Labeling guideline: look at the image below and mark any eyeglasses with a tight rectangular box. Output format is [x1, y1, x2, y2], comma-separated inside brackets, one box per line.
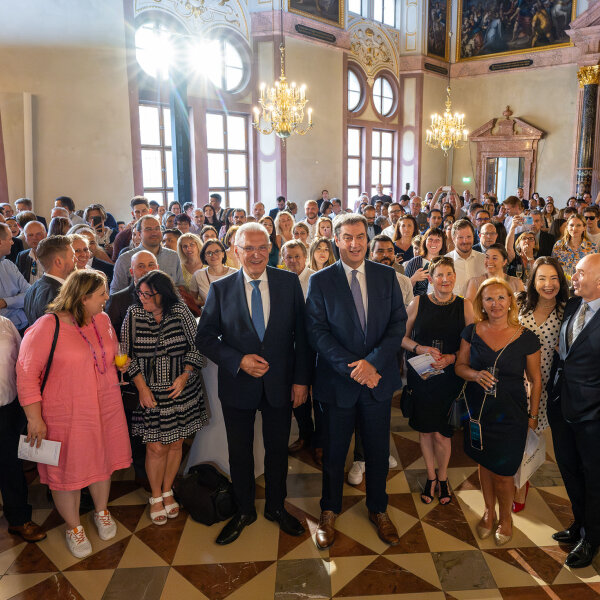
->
[584, 216, 597, 220]
[205, 250, 223, 257]
[236, 245, 270, 253]
[136, 290, 159, 299]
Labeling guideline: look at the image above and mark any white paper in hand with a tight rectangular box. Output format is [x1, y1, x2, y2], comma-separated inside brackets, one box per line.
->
[407, 353, 444, 380]
[18, 436, 61, 466]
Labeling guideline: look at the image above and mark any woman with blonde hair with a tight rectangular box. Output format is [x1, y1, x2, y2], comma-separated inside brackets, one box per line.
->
[223, 225, 240, 269]
[455, 277, 541, 546]
[17, 270, 131, 558]
[308, 237, 336, 271]
[551, 214, 596, 280]
[274, 210, 295, 247]
[292, 221, 310, 247]
[177, 233, 204, 291]
[316, 216, 334, 240]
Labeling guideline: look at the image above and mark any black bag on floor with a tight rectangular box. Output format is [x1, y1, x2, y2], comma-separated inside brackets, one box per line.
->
[174, 464, 237, 525]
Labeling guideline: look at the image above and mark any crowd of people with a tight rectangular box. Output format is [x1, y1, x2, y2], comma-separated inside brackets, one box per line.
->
[1, 185, 600, 571]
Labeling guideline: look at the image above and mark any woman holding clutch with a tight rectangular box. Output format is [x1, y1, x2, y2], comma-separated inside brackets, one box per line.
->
[17, 270, 132, 558]
[455, 277, 541, 546]
[401, 256, 474, 505]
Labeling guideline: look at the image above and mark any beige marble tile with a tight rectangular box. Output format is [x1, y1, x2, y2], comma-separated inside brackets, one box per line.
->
[159, 567, 211, 599]
[117, 535, 168, 568]
[386, 552, 443, 589]
[226, 561, 278, 600]
[62, 569, 114, 600]
[0, 543, 25, 577]
[0, 573, 54, 600]
[328, 555, 378, 596]
[482, 552, 543, 587]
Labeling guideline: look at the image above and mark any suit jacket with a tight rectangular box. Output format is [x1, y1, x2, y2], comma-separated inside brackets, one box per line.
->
[91, 257, 114, 285]
[367, 224, 382, 241]
[36, 215, 47, 229]
[196, 266, 312, 409]
[16, 249, 36, 282]
[106, 283, 138, 340]
[269, 207, 280, 220]
[23, 275, 62, 325]
[536, 231, 555, 257]
[549, 296, 600, 423]
[305, 260, 407, 407]
[8, 237, 23, 263]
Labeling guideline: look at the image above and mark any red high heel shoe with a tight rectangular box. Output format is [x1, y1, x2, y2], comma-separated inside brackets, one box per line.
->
[512, 481, 530, 513]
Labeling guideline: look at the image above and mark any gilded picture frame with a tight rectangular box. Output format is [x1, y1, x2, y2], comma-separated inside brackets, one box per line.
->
[427, 0, 450, 61]
[457, 0, 577, 62]
[288, 0, 345, 29]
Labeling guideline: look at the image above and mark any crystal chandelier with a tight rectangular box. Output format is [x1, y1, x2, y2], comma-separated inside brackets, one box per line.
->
[425, 85, 468, 155]
[253, 44, 313, 140]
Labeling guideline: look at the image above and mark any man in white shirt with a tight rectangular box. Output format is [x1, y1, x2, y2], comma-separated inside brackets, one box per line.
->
[584, 206, 600, 246]
[0, 316, 47, 542]
[370, 235, 414, 307]
[303, 200, 319, 242]
[281, 240, 315, 300]
[382, 202, 402, 238]
[503, 195, 524, 232]
[445, 219, 485, 297]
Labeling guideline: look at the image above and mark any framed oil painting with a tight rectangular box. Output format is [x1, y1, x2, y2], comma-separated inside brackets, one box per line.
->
[457, 0, 576, 61]
[427, 0, 450, 61]
[288, 0, 344, 29]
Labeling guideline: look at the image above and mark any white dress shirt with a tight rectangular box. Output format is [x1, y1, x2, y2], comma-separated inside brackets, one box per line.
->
[396, 272, 414, 307]
[298, 267, 315, 300]
[242, 269, 270, 326]
[446, 249, 486, 297]
[341, 260, 368, 317]
[0, 316, 20, 406]
[382, 224, 395, 238]
[303, 219, 318, 243]
[44, 273, 66, 285]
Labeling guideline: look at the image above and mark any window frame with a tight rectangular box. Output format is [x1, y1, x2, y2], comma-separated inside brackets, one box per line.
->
[370, 128, 394, 197]
[347, 67, 365, 113]
[372, 75, 396, 118]
[347, 126, 363, 202]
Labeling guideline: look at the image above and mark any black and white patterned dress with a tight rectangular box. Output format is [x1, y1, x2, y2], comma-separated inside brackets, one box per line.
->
[518, 307, 563, 433]
[122, 302, 207, 444]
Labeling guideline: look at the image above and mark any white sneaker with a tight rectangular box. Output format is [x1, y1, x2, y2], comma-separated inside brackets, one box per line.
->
[65, 525, 92, 558]
[93, 510, 117, 541]
[348, 461, 366, 485]
[389, 454, 398, 469]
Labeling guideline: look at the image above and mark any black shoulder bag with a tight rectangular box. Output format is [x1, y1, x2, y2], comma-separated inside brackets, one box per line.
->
[40, 314, 60, 394]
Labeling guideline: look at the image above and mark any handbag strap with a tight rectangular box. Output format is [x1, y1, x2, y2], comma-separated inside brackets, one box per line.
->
[40, 314, 60, 394]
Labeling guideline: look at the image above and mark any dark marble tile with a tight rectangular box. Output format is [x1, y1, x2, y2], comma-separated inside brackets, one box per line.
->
[536, 488, 574, 529]
[277, 502, 315, 559]
[0, 515, 24, 553]
[286, 473, 323, 498]
[175, 561, 274, 600]
[335, 555, 439, 596]
[403, 469, 430, 493]
[529, 462, 564, 487]
[10, 573, 84, 600]
[102, 566, 170, 600]
[454, 470, 481, 491]
[66, 536, 132, 571]
[41, 508, 65, 531]
[255, 482, 266, 499]
[291, 446, 324, 471]
[275, 558, 331, 599]
[390, 416, 412, 432]
[392, 435, 422, 470]
[485, 546, 564, 584]
[109, 505, 147, 533]
[6, 543, 58, 574]
[339, 495, 365, 514]
[135, 513, 188, 564]
[432, 550, 496, 591]
[384, 521, 430, 555]
[329, 530, 377, 558]
[108, 481, 142, 503]
[500, 583, 600, 599]
[422, 500, 478, 548]
[387, 492, 418, 519]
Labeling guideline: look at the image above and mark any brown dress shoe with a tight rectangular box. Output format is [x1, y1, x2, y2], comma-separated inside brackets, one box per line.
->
[8, 521, 47, 543]
[315, 510, 336, 549]
[368, 511, 400, 545]
[288, 438, 308, 453]
[313, 447, 323, 467]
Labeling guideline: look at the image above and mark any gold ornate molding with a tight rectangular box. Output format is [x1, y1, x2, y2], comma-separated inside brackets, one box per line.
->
[578, 65, 600, 88]
[347, 17, 398, 86]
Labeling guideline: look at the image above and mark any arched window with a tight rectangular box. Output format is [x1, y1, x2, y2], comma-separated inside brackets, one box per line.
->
[201, 39, 245, 92]
[135, 23, 173, 79]
[373, 76, 394, 117]
[348, 69, 363, 112]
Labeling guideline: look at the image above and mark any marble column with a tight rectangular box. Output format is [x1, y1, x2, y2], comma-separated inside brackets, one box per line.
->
[576, 65, 600, 197]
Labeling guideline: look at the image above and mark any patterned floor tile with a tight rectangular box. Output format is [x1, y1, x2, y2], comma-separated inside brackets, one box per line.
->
[62, 569, 114, 600]
[102, 566, 170, 600]
[432, 550, 496, 591]
[274, 558, 331, 599]
[5, 572, 84, 600]
[5, 543, 58, 574]
[134, 513, 188, 564]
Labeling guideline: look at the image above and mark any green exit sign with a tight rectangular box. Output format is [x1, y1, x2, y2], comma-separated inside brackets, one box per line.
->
[462, 177, 472, 184]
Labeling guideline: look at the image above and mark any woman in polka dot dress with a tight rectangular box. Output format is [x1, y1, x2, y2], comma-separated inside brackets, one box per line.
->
[513, 257, 570, 511]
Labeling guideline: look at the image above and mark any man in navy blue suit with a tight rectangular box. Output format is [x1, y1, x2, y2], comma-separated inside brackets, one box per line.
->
[306, 213, 407, 549]
[196, 222, 311, 545]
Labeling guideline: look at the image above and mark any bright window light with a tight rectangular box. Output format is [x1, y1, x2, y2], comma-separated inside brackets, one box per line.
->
[135, 23, 173, 79]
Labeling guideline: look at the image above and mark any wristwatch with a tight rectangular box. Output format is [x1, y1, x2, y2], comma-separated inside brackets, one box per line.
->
[528, 413, 539, 420]
[412, 343, 419, 353]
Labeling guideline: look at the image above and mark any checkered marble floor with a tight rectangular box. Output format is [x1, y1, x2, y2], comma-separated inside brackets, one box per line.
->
[2, 404, 600, 600]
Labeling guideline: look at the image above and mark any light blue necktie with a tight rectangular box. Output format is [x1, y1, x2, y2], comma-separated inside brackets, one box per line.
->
[351, 269, 366, 331]
[250, 280, 265, 341]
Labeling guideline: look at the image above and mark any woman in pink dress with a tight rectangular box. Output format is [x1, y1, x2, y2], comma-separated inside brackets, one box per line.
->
[17, 270, 132, 559]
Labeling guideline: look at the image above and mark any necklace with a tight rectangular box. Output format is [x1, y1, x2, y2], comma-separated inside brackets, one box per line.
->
[72, 316, 108, 374]
[430, 293, 455, 306]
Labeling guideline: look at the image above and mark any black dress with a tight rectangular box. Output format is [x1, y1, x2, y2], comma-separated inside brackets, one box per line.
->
[407, 295, 465, 438]
[461, 324, 540, 476]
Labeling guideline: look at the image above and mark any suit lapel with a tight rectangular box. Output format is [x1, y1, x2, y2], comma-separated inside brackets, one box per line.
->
[568, 301, 600, 356]
[560, 299, 578, 357]
[264, 268, 278, 339]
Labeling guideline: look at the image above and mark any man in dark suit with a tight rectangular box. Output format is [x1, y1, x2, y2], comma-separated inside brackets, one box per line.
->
[305, 213, 407, 549]
[363, 206, 382, 241]
[23, 236, 75, 325]
[530, 210, 555, 257]
[548, 253, 600, 568]
[269, 196, 286, 220]
[14, 198, 47, 229]
[16, 221, 47, 283]
[196, 222, 312, 545]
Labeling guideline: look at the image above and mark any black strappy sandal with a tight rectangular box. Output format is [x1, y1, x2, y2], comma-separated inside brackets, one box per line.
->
[421, 479, 437, 504]
[438, 479, 452, 505]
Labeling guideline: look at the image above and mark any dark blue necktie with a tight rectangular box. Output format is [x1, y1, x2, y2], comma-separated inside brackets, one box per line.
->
[250, 280, 265, 340]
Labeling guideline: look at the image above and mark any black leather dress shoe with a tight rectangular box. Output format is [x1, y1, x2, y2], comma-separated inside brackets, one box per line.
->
[565, 539, 598, 569]
[264, 508, 305, 536]
[215, 513, 257, 545]
[552, 524, 581, 545]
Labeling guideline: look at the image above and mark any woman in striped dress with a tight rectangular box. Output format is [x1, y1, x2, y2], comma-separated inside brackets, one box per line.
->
[122, 270, 207, 525]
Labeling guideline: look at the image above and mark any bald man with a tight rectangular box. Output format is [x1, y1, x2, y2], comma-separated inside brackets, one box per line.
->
[549, 254, 600, 568]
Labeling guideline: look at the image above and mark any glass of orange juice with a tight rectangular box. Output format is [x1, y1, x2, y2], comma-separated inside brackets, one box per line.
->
[115, 342, 128, 386]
